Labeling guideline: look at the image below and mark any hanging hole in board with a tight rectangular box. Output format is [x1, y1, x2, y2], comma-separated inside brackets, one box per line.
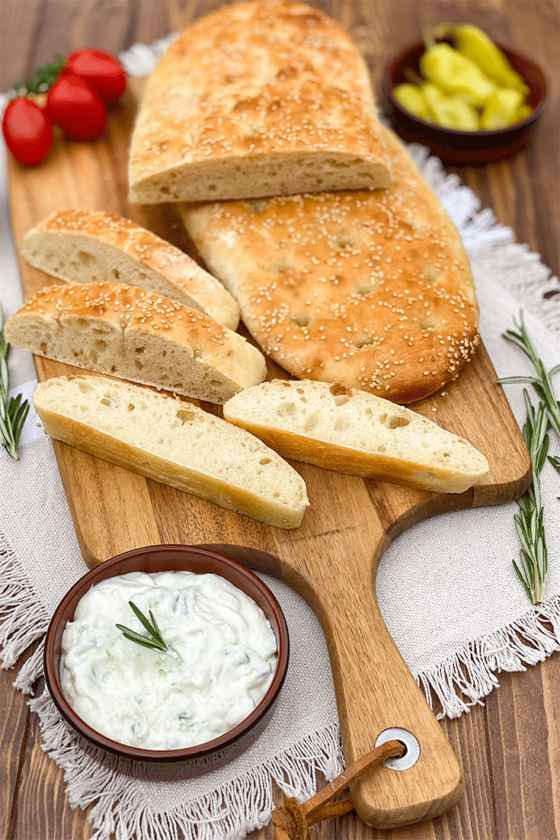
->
[374, 727, 420, 770]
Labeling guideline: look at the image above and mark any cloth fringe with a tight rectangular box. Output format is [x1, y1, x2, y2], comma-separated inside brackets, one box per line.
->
[418, 593, 560, 719]
[29, 686, 343, 840]
[0, 531, 49, 687]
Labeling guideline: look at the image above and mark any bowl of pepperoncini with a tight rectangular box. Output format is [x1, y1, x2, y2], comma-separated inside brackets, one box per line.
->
[382, 23, 547, 165]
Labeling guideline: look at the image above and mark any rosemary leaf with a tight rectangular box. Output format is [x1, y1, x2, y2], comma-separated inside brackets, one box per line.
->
[117, 601, 170, 653]
[115, 625, 168, 652]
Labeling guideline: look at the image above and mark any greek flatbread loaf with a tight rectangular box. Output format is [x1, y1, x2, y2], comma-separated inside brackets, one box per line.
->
[21, 210, 240, 331]
[224, 380, 489, 493]
[128, 0, 391, 204]
[181, 128, 479, 403]
[5, 282, 266, 404]
[33, 376, 309, 528]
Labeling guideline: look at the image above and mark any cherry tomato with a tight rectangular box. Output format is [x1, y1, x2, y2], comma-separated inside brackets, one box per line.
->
[46, 73, 106, 141]
[2, 98, 52, 166]
[65, 49, 126, 103]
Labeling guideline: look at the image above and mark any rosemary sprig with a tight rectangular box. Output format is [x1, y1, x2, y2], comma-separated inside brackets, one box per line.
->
[0, 305, 30, 460]
[116, 601, 170, 653]
[499, 315, 560, 437]
[511, 392, 549, 604]
[497, 315, 560, 604]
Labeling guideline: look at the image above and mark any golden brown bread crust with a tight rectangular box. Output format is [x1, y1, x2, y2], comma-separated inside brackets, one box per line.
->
[6, 282, 266, 403]
[181, 128, 480, 404]
[128, 0, 391, 203]
[21, 210, 240, 330]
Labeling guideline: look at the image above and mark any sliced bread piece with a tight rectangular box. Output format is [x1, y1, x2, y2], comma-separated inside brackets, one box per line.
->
[128, 0, 391, 204]
[33, 376, 309, 528]
[223, 380, 489, 493]
[21, 210, 240, 330]
[5, 282, 265, 404]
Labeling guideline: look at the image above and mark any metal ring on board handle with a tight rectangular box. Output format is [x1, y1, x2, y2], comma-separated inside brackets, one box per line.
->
[375, 728, 421, 770]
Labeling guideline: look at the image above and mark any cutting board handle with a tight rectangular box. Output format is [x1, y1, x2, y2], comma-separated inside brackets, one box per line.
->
[208, 541, 464, 829]
[320, 581, 464, 827]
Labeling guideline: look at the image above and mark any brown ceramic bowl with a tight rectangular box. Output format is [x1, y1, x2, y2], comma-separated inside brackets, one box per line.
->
[44, 544, 289, 764]
[382, 40, 548, 165]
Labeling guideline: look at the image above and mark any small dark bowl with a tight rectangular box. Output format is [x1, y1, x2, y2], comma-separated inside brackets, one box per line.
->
[382, 40, 548, 165]
[44, 544, 289, 766]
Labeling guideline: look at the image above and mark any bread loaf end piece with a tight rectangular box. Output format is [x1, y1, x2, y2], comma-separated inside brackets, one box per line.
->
[128, 0, 391, 204]
[33, 376, 309, 529]
[5, 282, 265, 405]
[223, 380, 489, 494]
[21, 210, 240, 331]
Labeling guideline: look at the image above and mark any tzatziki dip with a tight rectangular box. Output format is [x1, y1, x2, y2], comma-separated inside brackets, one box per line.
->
[60, 571, 278, 750]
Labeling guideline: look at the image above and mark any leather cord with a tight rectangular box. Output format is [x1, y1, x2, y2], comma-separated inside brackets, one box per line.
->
[271, 739, 405, 840]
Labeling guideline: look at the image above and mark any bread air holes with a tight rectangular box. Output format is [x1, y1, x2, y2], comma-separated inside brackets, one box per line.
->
[176, 408, 195, 425]
[112, 269, 120, 280]
[379, 412, 410, 430]
[277, 402, 297, 418]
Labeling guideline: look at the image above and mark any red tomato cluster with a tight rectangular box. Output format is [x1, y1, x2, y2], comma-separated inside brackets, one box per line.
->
[2, 49, 126, 166]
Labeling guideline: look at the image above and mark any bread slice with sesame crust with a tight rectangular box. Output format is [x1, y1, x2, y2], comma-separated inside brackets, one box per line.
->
[5, 282, 266, 404]
[21, 210, 240, 331]
[223, 380, 489, 494]
[181, 127, 479, 404]
[33, 376, 309, 528]
[128, 0, 391, 204]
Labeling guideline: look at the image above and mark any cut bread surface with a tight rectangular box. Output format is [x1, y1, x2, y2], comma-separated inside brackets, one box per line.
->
[5, 282, 265, 404]
[21, 210, 240, 331]
[128, 0, 391, 204]
[33, 376, 309, 529]
[223, 380, 489, 493]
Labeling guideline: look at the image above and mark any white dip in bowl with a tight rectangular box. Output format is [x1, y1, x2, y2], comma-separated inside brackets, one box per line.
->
[60, 570, 278, 750]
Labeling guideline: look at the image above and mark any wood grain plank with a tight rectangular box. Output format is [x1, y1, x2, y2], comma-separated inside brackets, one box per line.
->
[0, 665, 31, 840]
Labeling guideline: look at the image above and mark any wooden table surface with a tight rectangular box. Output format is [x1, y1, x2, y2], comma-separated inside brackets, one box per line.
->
[1, 2, 559, 840]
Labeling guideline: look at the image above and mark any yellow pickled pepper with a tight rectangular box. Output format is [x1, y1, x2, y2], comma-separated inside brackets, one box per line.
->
[480, 88, 524, 130]
[392, 83, 433, 121]
[420, 42, 496, 106]
[452, 24, 529, 94]
[422, 82, 480, 130]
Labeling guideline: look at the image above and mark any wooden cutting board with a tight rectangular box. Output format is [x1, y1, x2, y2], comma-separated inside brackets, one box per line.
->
[7, 80, 531, 830]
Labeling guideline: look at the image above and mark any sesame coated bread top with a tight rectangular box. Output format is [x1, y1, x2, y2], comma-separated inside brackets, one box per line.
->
[21, 209, 240, 330]
[128, 0, 392, 204]
[181, 128, 480, 404]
